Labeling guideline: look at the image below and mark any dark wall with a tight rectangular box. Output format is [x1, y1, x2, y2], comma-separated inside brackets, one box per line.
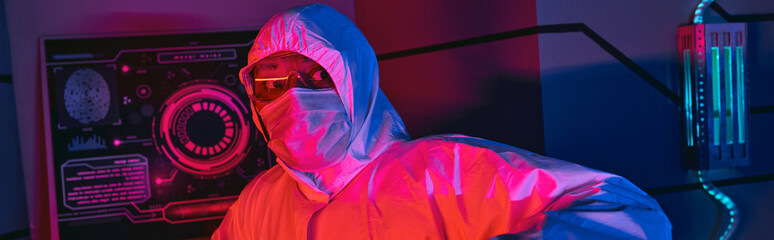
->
[537, 0, 774, 239]
[356, 0, 544, 154]
[358, 0, 774, 239]
[0, 0, 29, 238]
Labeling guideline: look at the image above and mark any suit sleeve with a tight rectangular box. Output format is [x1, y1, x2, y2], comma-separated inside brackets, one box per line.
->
[434, 135, 671, 239]
[491, 147, 672, 239]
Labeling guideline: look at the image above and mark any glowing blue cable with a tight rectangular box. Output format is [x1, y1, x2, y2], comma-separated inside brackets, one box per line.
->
[693, 0, 716, 24]
[697, 170, 738, 240]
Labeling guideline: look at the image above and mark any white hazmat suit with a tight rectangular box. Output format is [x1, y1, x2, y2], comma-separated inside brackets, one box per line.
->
[213, 4, 672, 240]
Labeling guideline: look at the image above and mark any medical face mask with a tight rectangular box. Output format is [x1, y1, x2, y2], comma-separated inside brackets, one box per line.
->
[256, 88, 352, 172]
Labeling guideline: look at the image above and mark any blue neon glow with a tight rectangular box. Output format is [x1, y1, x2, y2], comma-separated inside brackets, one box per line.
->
[684, 50, 694, 147]
[725, 47, 734, 144]
[52, 53, 95, 60]
[698, 170, 738, 240]
[711, 47, 721, 146]
[693, 0, 716, 24]
[736, 47, 746, 143]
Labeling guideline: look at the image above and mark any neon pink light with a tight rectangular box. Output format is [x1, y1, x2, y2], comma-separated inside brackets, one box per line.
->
[153, 83, 251, 178]
[225, 128, 234, 137]
[121, 65, 130, 73]
[185, 141, 195, 151]
[166, 198, 233, 222]
[153, 170, 177, 186]
[124, 196, 237, 224]
[113, 139, 121, 146]
[223, 115, 232, 122]
[192, 103, 202, 112]
[225, 122, 233, 127]
[62, 156, 150, 210]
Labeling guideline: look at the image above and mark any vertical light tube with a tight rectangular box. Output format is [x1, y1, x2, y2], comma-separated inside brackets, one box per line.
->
[724, 47, 734, 144]
[711, 47, 721, 146]
[736, 47, 745, 143]
[684, 50, 694, 147]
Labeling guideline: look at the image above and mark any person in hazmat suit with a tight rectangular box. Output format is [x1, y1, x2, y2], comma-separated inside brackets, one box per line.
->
[213, 3, 671, 240]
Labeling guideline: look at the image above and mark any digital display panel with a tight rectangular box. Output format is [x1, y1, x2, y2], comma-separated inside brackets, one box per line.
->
[42, 30, 271, 239]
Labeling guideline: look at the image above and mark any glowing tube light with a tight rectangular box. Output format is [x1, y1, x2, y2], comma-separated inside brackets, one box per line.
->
[684, 50, 694, 147]
[736, 47, 745, 143]
[711, 47, 720, 146]
[724, 47, 734, 144]
[677, 23, 748, 169]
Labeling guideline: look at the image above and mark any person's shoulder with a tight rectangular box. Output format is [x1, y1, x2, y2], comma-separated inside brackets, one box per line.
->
[402, 134, 546, 170]
[409, 134, 530, 154]
[407, 134, 476, 149]
[239, 165, 290, 196]
[394, 134, 508, 166]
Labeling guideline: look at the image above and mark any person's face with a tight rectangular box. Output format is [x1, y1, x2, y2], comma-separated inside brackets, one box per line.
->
[249, 52, 335, 111]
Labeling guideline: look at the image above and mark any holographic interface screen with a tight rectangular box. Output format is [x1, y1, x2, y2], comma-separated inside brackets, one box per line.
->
[43, 30, 271, 239]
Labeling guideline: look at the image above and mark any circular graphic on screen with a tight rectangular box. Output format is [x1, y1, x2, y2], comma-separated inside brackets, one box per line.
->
[153, 82, 252, 179]
[136, 84, 152, 99]
[63, 68, 111, 124]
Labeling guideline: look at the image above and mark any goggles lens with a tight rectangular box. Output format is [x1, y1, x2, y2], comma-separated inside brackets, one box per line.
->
[247, 53, 334, 101]
[253, 75, 290, 101]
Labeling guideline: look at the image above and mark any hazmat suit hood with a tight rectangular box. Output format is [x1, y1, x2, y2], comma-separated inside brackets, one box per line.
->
[239, 4, 410, 194]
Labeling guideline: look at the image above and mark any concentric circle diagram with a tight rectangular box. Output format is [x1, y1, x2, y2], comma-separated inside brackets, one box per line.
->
[63, 68, 111, 124]
[153, 82, 252, 179]
[136, 84, 152, 99]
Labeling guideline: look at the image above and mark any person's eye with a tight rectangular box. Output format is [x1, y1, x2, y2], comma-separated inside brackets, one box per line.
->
[270, 80, 284, 89]
[311, 69, 330, 82]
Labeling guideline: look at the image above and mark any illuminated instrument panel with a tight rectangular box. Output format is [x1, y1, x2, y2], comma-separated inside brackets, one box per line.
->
[42, 30, 270, 239]
[678, 23, 750, 169]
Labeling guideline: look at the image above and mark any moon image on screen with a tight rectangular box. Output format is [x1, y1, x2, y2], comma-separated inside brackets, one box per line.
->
[63, 68, 111, 124]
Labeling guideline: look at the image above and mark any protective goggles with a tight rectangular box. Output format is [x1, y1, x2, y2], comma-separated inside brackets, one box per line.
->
[243, 52, 335, 102]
